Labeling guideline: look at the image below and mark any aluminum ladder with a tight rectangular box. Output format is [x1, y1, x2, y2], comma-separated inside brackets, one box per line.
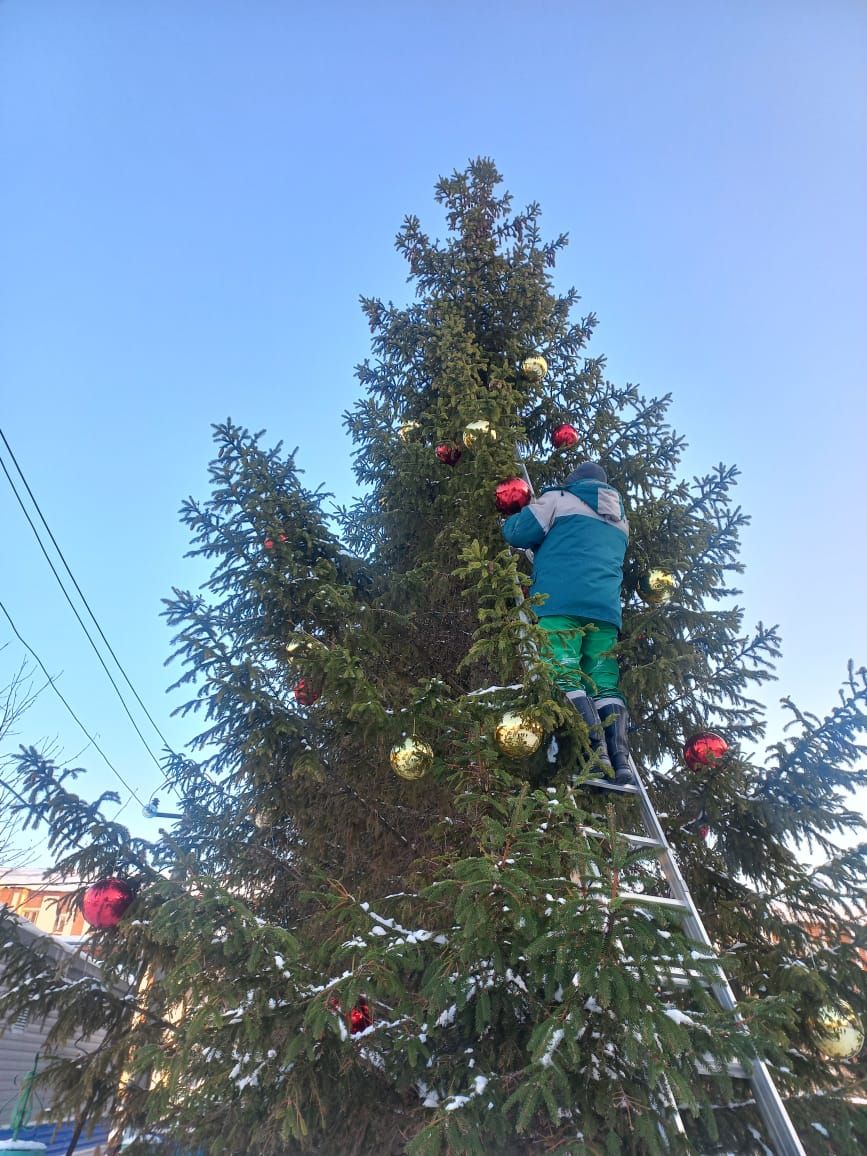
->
[580, 761, 806, 1155]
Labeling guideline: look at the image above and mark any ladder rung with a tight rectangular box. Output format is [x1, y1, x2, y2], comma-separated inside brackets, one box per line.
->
[586, 889, 688, 913]
[695, 1057, 751, 1080]
[648, 966, 712, 990]
[578, 824, 664, 850]
[617, 891, 688, 911]
[582, 778, 640, 794]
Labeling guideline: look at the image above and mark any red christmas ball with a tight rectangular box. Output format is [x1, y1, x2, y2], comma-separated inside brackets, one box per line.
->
[697, 824, 710, 840]
[683, 731, 729, 772]
[349, 997, 373, 1035]
[263, 538, 275, 551]
[552, 423, 580, 450]
[435, 443, 462, 466]
[495, 477, 532, 515]
[294, 679, 321, 706]
[81, 878, 134, 930]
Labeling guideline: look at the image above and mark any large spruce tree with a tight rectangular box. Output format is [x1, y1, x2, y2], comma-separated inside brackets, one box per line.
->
[2, 160, 866, 1155]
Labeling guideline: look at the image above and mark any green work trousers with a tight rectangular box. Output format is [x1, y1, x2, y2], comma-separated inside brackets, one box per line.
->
[537, 614, 624, 703]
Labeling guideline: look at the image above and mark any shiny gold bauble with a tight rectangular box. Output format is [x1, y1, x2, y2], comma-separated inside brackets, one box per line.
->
[253, 809, 274, 829]
[285, 635, 309, 660]
[398, 421, 421, 443]
[813, 1001, 864, 1059]
[637, 569, 677, 605]
[389, 736, 434, 780]
[493, 711, 544, 759]
[463, 420, 497, 448]
[286, 634, 323, 660]
[521, 355, 549, 382]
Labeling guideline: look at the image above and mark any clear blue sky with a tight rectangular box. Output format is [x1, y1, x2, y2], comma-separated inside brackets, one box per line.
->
[1, 1, 865, 855]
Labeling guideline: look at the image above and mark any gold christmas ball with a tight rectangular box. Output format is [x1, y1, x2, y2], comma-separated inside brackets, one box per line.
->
[253, 809, 274, 829]
[638, 569, 677, 605]
[493, 711, 544, 759]
[463, 420, 497, 448]
[285, 635, 307, 660]
[286, 634, 323, 660]
[389, 736, 434, 780]
[813, 1001, 864, 1059]
[398, 421, 421, 443]
[521, 355, 549, 382]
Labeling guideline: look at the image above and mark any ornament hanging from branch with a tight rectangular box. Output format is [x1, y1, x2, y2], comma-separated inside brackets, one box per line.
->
[435, 443, 462, 466]
[683, 732, 728, 772]
[813, 1002, 864, 1059]
[495, 477, 532, 515]
[398, 421, 421, 443]
[294, 679, 321, 707]
[463, 420, 497, 448]
[389, 735, 433, 780]
[637, 569, 676, 605]
[552, 423, 580, 450]
[521, 355, 548, 382]
[81, 878, 135, 930]
[493, 711, 544, 758]
[349, 995, 374, 1035]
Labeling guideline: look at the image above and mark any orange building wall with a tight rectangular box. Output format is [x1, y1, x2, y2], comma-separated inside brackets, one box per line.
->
[0, 882, 87, 938]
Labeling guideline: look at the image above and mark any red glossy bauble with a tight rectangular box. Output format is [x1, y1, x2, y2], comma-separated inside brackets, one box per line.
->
[683, 731, 729, 772]
[552, 423, 580, 450]
[435, 444, 462, 466]
[294, 679, 321, 706]
[263, 538, 275, 551]
[495, 477, 532, 515]
[697, 824, 710, 840]
[81, 878, 134, 930]
[349, 998, 373, 1034]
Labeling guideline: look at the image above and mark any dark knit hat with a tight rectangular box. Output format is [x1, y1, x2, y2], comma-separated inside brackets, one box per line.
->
[565, 461, 607, 485]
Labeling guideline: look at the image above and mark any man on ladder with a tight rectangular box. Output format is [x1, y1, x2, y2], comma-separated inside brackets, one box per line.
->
[501, 460, 635, 785]
[504, 460, 807, 1155]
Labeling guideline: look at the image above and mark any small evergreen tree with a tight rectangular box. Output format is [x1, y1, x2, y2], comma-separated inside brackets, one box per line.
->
[2, 160, 866, 1155]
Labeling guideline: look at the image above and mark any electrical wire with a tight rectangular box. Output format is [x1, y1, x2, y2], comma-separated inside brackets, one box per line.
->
[0, 428, 176, 756]
[0, 598, 145, 807]
[0, 430, 166, 774]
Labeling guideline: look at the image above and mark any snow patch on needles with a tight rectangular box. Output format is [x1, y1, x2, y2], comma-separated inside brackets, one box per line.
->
[440, 1073, 492, 1112]
[664, 1008, 696, 1027]
[359, 903, 447, 946]
[539, 1028, 565, 1067]
[436, 1004, 458, 1028]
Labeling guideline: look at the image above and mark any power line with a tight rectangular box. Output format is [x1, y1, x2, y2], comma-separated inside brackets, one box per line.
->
[0, 428, 176, 755]
[0, 433, 166, 774]
[0, 598, 146, 807]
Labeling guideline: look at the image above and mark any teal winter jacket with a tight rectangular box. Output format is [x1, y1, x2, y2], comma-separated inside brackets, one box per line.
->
[502, 478, 629, 627]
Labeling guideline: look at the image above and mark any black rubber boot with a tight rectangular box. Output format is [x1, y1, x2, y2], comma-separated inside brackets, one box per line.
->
[598, 701, 635, 786]
[567, 692, 614, 778]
